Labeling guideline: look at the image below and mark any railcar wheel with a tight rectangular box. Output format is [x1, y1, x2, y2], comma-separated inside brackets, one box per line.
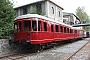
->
[35, 45, 44, 53]
[21, 39, 27, 46]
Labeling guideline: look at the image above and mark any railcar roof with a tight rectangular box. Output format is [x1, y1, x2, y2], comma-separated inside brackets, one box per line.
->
[15, 14, 83, 30]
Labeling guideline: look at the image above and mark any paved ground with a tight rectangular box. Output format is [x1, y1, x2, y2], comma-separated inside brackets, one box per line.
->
[18, 38, 90, 60]
[70, 38, 90, 60]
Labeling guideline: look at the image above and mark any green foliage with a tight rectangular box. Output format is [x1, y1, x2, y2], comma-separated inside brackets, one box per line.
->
[0, 0, 15, 38]
[30, 7, 42, 15]
[76, 7, 89, 21]
[75, 7, 90, 31]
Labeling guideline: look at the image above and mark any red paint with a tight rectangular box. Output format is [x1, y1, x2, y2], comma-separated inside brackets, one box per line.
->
[14, 17, 86, 45]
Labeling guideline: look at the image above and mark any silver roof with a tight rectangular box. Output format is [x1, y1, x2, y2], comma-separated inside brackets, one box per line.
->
[15, 14, 83, 30]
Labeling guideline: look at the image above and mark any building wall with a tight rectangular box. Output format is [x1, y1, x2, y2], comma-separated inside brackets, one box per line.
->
[29, 4, 36, 13]
[63, 15, 70, 23]
[15, 1, 63, 22]
[45, 1, 63, 22]
[41, 2, 46, 15]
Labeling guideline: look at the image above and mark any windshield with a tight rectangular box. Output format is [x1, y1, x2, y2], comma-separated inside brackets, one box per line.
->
[24, 21, 31, 32]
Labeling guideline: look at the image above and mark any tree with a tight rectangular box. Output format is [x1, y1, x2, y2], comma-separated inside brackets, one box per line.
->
[75, 7, 90, 31]
[30, 7, 42, 15]
[0, 0, 15, 38]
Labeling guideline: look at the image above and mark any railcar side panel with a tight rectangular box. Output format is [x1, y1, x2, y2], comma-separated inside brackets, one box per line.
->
[13, 14, 86, 46]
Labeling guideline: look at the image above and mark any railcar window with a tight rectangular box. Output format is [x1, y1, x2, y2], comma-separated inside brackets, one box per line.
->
[23, 7, 27, 14]
[64, 27, 66, 33]
[70, 29, 73, 33]
[79, 31, 81, 34]
[51, 25, 54, 32]
[83, 31, 84, 35]
[24, 21, 30, 32]
[75, 30, 77, 34]
[18, 22, 22, 32]
[38, 21, 42, 31]
[56, 25, 59, 32]
[67, 28, 69, 33]
[32, 21, 37, 31]
[14, 23, 18, 32]
[72, 29, 73, 33]
[60, 26, 63, 32]
[44, 22, 47, 31]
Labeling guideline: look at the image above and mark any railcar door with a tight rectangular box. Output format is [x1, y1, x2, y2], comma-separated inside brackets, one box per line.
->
[30, 20, 38, 44]
[14, 20, 31, 41]
[23, 20, 31, 41]
[14, 21, 23, 41]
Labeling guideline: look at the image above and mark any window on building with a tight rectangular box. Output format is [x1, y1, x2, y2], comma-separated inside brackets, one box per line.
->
[52, 7, 54, 14]
[58, 11, 60, 17]
[64, 27, 66, 33]
[60, 26, 63, 32]
[23, 7, 27, 15]
[38, 21, 42, 31]
[24, 21, 30, 32]
[51, 25, 54, 32]
[44, 22, 47, 31]
[56, 25, 59, 32]
[15, 10, 18, 17]
[32, 21, 37, 31]
[18, 22, 22, 32]
[36, 3, 42, 14]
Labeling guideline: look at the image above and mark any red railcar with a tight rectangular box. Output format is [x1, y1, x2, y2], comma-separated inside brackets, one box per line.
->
[9, 14, 86, 50]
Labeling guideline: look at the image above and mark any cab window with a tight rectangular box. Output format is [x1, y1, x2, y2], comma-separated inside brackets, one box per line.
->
[24, 21, 30, 32]
[14, 23, 18, 32]
[18, 22, 22, 32]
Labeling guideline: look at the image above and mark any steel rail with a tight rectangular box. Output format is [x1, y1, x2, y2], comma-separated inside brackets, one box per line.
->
[0, 39, 85, 60]
[10, 42, 70, 60]
[0, 53, 20, 59]
[64, 40, 90, 60]
[0, 52, 25, 59]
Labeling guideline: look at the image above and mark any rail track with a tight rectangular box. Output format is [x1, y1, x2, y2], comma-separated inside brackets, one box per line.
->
[65, 40, 90, 60]
[0, 45, 61, 60]
[0, 41, 69, 60]
[0, 52, 37, 60]
[0, 39, 89, 60]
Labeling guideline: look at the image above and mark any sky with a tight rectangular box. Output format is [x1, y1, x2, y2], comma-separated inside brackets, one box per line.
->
[11, 0, 90, 16]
